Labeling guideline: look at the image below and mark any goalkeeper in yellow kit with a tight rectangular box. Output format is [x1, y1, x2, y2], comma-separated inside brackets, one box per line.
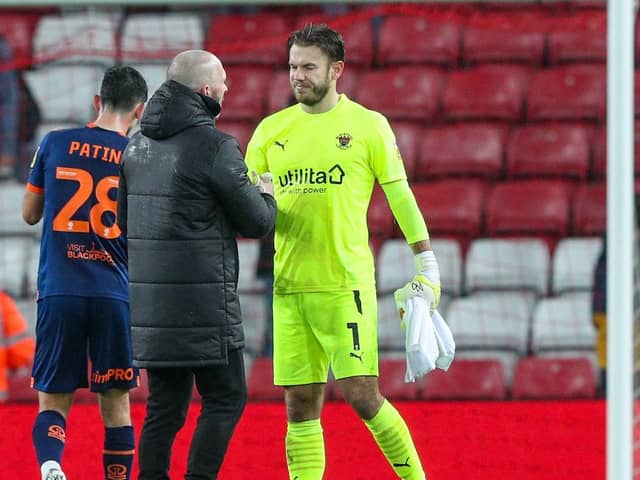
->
[245, 23, 441, 480]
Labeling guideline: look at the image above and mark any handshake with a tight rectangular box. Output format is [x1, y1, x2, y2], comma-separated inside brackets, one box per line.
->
[249, 171, 274, 196]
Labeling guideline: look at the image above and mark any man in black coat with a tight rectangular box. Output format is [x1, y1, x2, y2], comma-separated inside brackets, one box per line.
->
[117, 49, 276, 480]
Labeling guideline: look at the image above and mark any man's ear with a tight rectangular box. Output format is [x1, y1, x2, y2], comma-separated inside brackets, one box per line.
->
[134, 102, 145, 120]
[198, 84, 209, 97]
[332, 61, 345, 81]
[92, 95, 101, 113]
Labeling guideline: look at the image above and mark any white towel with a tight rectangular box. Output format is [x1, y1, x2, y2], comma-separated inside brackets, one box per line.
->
[400, 297, 456, 383]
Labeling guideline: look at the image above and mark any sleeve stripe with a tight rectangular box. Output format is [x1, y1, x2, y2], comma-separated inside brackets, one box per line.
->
[26, 183, 44, 194]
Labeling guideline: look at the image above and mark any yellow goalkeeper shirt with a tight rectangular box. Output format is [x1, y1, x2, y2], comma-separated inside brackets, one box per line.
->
[245, 94, 407, 293]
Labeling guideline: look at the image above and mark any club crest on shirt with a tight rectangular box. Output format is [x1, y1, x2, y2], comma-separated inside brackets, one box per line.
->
[336, 132, 352, 149]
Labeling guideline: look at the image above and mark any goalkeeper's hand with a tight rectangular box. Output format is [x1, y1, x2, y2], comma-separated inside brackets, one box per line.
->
[394, 250, 441, 313]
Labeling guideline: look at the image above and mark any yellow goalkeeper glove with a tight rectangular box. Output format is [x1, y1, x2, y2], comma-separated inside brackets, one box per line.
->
[394, 250, 441, 313]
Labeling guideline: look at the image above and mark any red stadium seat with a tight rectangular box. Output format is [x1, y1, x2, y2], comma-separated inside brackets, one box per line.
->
[377, 357, 421, 400]
[462, 10, 546, 65]
[442, 65, 530, 121]
[485, 180, 570, 237]
[547, 10, 606, 64]
[391, 121, 423, 180]
[377, 14, 461, 67]
[266, 70, 293, 114]
[216, 120, 255, 154]
[368, 186, 395, 250]
[206, 13, 290, 66]
[592, 122, 640, 179]
[422, 359, 507, 400]
[512, 356, 596, 399]
[506, 123, 592, 180]
[0, 13, 39, 65]
[412, 179, 487, 239]
[572, 182, 606, 236]
[417, 123, 506, 179]
[294, 14, 374, 67]
[526, 64, 606, 121]
[222, 66, 273, 121]
[356, 66, 443, 121]
[247, 358, 283, 402]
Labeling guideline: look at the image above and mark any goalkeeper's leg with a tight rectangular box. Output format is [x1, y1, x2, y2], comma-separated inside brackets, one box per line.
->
[339, 376, 427, 480]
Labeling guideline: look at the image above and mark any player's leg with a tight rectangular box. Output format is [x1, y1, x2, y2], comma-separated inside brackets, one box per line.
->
[187, 348, 246, 479]
[89, 298, 138, 480]
[35, 392, 72, 480]
[329, 290, 426, 480]
[138, 367, 193, 480]
[31, 296, 90, 480]
[274, 292, 328, 480]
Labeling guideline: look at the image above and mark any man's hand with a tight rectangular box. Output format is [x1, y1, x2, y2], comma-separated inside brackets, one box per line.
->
[394, 250, 441, 312]
[250, 171, 274, 196]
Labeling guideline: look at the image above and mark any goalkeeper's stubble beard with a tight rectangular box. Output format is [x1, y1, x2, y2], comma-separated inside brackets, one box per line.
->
[292, 72, 332, 107]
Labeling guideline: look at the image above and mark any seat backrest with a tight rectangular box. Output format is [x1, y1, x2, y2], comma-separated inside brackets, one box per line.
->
[376, 238, 462, 296]
[391, 121, 423, 181]
[25, 65, 104, 123]
[367, 186, 395, 241]
[413, 179, 487, 239]
[221, 66, 273, 121]
[485, 180, 570, 237]
[512, 356, 596, 399]
[526, 64, 606, 121]
[531, 292, 595, 352]
[462, 10, 546, 65]
[377, 14, 461, 67]
[418, 123, 505, 179]
[120, 13, 204, 62]
[506, 123, 591, 180]
[128, 63, 167, 99]
[34, 12, 117, 65]
[465, 237, 549, 295]
[422, 358, 507, 400]
[446, 291, 533, 354]
[572, 182, 606, 236]
[356, 66, 444, 121]
[443, 65, 530, 121]
[547, 10, 606, 64]
[552, 236, 603, 294]
[0, 13, 39, 65]
[206, 13, 290, 66]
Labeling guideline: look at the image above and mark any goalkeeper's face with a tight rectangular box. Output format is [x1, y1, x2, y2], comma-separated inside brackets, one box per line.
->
[289, 44, 333, 107]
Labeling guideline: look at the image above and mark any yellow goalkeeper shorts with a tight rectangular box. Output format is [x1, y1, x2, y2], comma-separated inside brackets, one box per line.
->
[273, 289, 379, 386]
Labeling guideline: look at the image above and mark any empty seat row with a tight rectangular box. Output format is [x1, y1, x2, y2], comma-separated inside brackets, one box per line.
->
[245, 355, 597, 402]
[237, 236, 602, 300]
[5, 350, 597, 403]
[34, 116, 619, 185]
[18, 7, 609, 68]
[368, 179, 606, 245]
[23, 63, 607, 124]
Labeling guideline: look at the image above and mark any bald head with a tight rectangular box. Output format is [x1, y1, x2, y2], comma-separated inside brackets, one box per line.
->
[167, 50, 225, 91]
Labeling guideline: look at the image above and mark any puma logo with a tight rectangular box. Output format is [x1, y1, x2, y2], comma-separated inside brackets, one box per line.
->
[274, 140, 288, 151]
[393, 457, 411, 468]
[350, 352, 363, 363]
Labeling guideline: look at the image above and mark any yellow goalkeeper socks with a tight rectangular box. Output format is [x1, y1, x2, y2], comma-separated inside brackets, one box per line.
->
[285, 419, 325, 480]
[364, 400, 426, 480]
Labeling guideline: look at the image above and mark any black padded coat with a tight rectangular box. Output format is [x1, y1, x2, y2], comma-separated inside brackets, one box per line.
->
[117, 80, 276, 368]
